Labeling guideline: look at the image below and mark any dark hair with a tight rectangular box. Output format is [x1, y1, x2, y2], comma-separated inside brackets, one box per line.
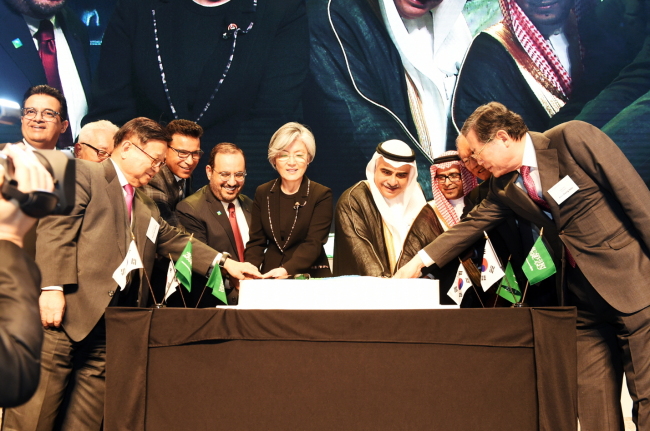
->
[22, 85, 68, 121]
[460, 102, 528, 142]
[166, 119, 203, 139]
[113, 117, 171, 148]
[208, 142, 245, 169]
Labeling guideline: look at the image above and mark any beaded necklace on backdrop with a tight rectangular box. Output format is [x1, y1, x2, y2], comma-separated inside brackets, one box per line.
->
[151, 0, 257, 123]
[267, 178, 310, 253]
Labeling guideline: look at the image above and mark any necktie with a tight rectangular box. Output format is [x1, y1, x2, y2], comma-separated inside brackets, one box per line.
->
[178, 179, 186, 199]
[228, 203, 245, 261]
[520, 166, 575, 267]
[34, 20, 73, 148]
[35, 20, 63, 92]
[520, 166, 550, 211]
[124, 184, 134, 223]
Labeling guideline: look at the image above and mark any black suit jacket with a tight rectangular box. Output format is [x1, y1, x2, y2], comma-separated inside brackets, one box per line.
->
[245, 176, 333, 277]
[0, 2, 91, 143]
[0, 240, 42, 407]
[424, 121, 650, 314]
[175, 186, 253, 306]
[35, 160, 219, 341]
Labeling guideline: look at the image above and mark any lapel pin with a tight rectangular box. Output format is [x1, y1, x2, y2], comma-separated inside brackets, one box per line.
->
[12, 38, 23, 49]
[217, 211, 222, 216]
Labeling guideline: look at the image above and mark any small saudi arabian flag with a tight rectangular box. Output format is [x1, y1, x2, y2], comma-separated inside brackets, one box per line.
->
[175, 240, 193, 292]
[522, 236, 556, 285]
[498, 261, 522, 303]
[206, 266, 227, 305]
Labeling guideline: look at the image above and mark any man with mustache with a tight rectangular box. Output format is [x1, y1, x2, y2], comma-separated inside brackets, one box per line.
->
[334, 140, 453, 302]
[174, 143, 253, 306]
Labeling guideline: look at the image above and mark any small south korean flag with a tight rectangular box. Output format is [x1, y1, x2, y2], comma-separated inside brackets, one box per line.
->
[447, 262, 472, 305]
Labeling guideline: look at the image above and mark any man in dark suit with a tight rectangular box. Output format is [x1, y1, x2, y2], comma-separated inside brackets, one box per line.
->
[396, 102, 650, 429]
[0, 0, 91, 145]
[142, 119, 203, 227]
[0, 145, 53, 408]
[176, 143, 253, 306]
[2, 118, 261, 431]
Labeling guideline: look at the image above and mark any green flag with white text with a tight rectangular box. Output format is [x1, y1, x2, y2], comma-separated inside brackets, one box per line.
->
[498, 261, 522, 303]
[522, 236, 556, 285]
[175, 240, 193, 292]
[206, 266, 227, 305]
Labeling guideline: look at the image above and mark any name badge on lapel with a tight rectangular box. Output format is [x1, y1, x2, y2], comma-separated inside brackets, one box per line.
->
[548, 176, 579, 205]
[146, 217, 160, 243]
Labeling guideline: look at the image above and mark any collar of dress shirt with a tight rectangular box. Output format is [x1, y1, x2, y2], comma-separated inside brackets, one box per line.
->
[221, 198, 241, 212]
[520, 133, 537, 171]
[110, 159, 130, 188]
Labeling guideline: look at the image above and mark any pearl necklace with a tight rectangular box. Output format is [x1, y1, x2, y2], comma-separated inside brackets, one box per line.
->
[267, 178, 310, 253]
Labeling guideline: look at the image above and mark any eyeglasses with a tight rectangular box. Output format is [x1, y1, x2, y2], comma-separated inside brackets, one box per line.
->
[169, 146, 204, 161]
[128, 141, 166, 168]
[80, 142, 111, 161]
[22, 107, 60, 122]
[471, 136, 495, 162]
[435, 173, 462, 184]
[217, 171, 247, 181]
[276, 153, 307, 164]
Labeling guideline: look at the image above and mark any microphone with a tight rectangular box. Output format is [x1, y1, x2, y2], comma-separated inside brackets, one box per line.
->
[293, 201, 307, 210]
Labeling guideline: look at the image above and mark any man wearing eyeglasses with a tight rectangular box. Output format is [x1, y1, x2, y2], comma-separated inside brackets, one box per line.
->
[74, 120, 118, 162]
[396, 102, 650, 429]
[3, 117, 261, 431]
[175, 142, 252, 306]
[19, 84, 69, 150]
[142, 119, 203, 227]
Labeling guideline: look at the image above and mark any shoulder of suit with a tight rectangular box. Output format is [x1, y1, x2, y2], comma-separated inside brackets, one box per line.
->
[337, 181, 370, 210]
[254, 179, 277, 195]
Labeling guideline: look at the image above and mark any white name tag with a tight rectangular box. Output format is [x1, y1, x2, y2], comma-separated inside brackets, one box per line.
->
[146, 217, 160, 243]
[112, 240, 144, 290]
[548, 175, 579, 205]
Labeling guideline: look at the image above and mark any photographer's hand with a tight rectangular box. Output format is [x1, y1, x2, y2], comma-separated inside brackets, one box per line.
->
[39, 291, 66, 328]
[0, 145, 54, 247]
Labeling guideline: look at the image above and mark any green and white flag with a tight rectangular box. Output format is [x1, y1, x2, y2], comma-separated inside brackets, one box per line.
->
[498, 261, 522, 303]
[175, 240, 193, 292]
[206, 266, 228, 305]
[522, 236, 556, 285]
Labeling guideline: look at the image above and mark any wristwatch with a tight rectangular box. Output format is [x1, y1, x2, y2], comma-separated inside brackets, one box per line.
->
[218, 251, 231, 267]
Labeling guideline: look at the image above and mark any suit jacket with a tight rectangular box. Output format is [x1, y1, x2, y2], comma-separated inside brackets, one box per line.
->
[424, 121, 650, 314]
[176, 186, 253, 306]
[245, 176, 332, 277]
[35, 159, 218, 342]
[142, 165, 191, 227]
[85, 0, 309, 195]
[0, 240, 42, 407]
[0, 2, 92, 143]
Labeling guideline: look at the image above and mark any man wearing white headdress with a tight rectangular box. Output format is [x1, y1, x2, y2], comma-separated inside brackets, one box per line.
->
[333, 140, 444, 277]
[303, 0, 501, 200]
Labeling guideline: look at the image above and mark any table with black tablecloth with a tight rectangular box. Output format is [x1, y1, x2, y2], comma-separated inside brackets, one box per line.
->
[105, 307, 577, 431]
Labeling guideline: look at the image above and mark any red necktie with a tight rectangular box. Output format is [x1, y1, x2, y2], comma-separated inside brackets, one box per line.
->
[520, 166, 550, 211]
[35, 20, 63, 92]
[34, 20, 73, 148]
[124, 184, 134, 223]
[228, 203, 245, 261]
[520, 166, 575, 267]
